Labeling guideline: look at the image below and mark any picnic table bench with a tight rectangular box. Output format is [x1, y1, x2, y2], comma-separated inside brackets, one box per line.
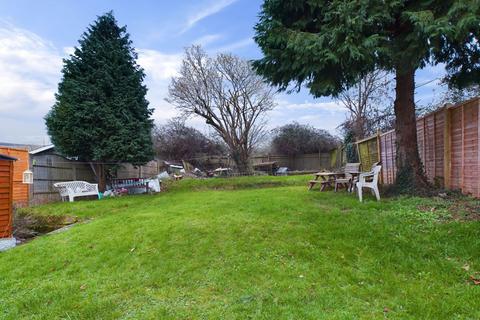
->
[308, 172, 344, 191]
[308, 163, 361, 192]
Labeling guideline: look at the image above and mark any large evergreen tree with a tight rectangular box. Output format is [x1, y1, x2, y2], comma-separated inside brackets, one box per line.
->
[45, 12, 153, 191]
[253, 0, 480, 191]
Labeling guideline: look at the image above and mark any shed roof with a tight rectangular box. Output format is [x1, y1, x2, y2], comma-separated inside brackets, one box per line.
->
[29, 144, 55, 155]
[0, 154, 17, 161]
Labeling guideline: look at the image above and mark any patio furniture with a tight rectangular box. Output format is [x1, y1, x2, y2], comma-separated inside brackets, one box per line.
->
[333, 163, 361, 192]
[276, 167, 289, 176]
[110, 178, 149, 194]
[350, 162, 380, 193]
[356, 165, 382, 202]
[309, 171, 344, 191]
[54, 181, 99, 202]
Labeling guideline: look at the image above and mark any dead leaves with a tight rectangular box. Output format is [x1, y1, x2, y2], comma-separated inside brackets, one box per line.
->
[469, 273, 480, 286]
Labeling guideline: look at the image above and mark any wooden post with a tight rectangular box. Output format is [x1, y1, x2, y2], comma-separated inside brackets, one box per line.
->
[376, 130, 383, 184]
[390, 131, 395, 184]
[8, 160, 13, 237]
[433, 113, 436, 180]
[356, 142, 361, 168]
[443, 107, 452, 189]
[477, 99, 480, 198]
[423, 117, 427, 167]
[365, 140, 370, 170]
[477, 99, 480, 197]
[461, 104, 465, 191]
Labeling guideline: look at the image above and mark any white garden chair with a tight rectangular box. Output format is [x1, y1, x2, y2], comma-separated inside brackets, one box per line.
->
[356, 165, 382, 202]
[53, 181, 99, 202]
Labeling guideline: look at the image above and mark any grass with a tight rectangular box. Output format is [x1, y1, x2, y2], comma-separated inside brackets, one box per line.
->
[1, 175, 480, 319]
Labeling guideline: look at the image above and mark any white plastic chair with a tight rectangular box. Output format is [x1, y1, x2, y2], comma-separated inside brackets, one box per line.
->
[356, 165, 382, 202]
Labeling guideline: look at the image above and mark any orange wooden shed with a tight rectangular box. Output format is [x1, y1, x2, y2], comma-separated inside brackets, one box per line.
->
[0, 154, 16, 238]
[0, 147, 29, 206]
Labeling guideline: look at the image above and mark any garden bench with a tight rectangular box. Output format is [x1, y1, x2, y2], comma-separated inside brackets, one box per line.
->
[54, 181, 99, 202]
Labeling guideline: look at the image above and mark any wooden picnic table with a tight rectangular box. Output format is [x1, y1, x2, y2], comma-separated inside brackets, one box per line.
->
[308, 170, 361, 192]
[334, 170, 361, 192]
[308, 171, 344, 191]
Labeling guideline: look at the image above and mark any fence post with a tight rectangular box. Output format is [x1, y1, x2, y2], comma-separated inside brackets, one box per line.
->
[461, 104, 465, 190]
[355, 141, 361, 168]
[443, 107, 452, 189]
[477, 99, 480, 198]
[376, 130, 383, 184]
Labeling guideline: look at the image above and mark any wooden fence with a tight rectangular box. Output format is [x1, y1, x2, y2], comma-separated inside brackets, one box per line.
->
[189, 152, 336, 172]
[115, 160, 160, 179]
[356, 97, 480, 197]
[251, 153, 333, 171]
[31, 154, 97, 205]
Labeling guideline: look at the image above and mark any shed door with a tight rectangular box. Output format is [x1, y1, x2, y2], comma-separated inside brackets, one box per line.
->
[0, 160, 13, 238]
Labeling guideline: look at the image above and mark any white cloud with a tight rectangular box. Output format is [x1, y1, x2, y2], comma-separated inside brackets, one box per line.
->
[192, 34, 223, 47]
[0, 22, 345, 144]
[276, 100, 345, 113]
[136, 49, 183, 124]
[0, 23, 188, 144]
[180, 0, 238, 34]
[212, 37, 254, 53]
[264, 98, 347, 135]
[137, 49, 182, 81]
[0, 23, 64, 144]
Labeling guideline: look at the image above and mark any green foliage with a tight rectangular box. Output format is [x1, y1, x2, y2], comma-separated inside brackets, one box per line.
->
[45, 12, 153, 164]
[153, 118, 225, 162]
[271, 122, 338, 155]
[2, 176, 480, 318]
[253, 0, 480, 95]
[343, 130, 358, 163]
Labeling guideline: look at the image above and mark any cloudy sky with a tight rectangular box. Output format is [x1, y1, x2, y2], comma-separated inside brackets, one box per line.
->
[0, 0, 447, 145]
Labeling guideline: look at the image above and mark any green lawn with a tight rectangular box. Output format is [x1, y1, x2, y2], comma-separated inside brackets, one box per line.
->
[1, 175, 480, 319]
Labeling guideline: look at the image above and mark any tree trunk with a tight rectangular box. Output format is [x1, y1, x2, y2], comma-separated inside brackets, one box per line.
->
[231, 149, 251, 174]
[96, 163, 107, 192]
[393, 67, 429, 191]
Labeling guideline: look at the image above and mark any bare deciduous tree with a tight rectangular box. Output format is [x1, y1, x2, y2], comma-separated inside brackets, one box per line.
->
[337, 70, 394, 139]
[167, 46, 276, 172]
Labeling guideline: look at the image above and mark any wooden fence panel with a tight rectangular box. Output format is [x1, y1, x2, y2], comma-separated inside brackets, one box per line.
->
[434, 111, 445, 179]
[115, 160, 159, 179]
[458, 99, 479, 197]
[450, 106, 463, 190]
[416, 110, 446, 186]
[357, 135, 379, 171]
[251, 153, 333, 171]
[357, 97, 480, 198]
[379, 130, 396, 185]
[30, 154, 97, 205]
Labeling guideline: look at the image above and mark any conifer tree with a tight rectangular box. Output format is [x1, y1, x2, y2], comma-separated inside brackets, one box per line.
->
[45, 12, 153, 190]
